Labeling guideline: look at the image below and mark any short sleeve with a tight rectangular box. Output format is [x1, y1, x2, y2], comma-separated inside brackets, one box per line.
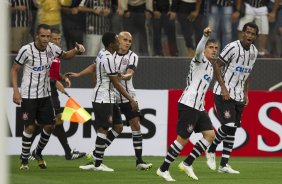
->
[128, 52, 138, 71]
[14, 46, 28, 65]
[219, 42, 236, 64]
[104, 54, 117, 76]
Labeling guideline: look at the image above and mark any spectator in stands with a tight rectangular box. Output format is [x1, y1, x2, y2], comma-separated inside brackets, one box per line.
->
[61, 0, 86, 50]
[10, 0, 32, 54]
[237, 0, 279, 57]
[151, 0, 178, 56]
[208, 0, 241, 50]
[109, 0, 123, 33]
[78, 0, 112, 56]
[34, 0, 71, 30]
[170, 0, 207, 58]
[119, 0, 153, 56]
[268, 0, 282, 57]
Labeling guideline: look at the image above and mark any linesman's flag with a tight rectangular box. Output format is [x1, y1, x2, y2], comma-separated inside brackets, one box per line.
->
[61, 97, 91, 123]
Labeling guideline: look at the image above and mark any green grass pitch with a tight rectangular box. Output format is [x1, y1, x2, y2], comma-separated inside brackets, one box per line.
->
[9, 156, 282, 184]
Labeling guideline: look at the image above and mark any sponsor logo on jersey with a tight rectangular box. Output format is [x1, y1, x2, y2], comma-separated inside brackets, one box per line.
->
[204, 74, 212, 83]
[32, 64, 51, 71]
[235, 66, 252, 73]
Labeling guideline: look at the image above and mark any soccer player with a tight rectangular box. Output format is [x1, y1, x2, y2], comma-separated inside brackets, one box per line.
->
[11, 24, 85, 170]
[67, 31, 153, 170]
[49, 28, 86, 160]
[205, 22, 259, 174]
[67, 32, 139, 172]
[156, 27, 218, 181]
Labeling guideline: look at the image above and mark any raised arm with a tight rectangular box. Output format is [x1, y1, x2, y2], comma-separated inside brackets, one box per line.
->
[61, 42, 85, 60]
[194, 27, 212, 61]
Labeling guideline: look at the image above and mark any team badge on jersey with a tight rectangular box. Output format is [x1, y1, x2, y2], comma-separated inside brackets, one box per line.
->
[22, 112, 29, 121]
[122, 58, 129, 65]
[223, 110, 231, 119]
[47, 51, 53, 58]
[250, 53, 256, 60]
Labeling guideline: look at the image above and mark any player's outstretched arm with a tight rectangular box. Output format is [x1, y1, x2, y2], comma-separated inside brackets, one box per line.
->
[62, 42, 86, 60]
[65, 63, 96, 78]
[118, 68, 134, 81]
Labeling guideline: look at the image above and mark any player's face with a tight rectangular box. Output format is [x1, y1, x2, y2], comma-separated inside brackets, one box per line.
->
[50, 33, 61, 46]
[204, 42, 218, 61]
[242, 26, 257, 48]
[118, 33, 132, 52]
[36, 28, 51, 49]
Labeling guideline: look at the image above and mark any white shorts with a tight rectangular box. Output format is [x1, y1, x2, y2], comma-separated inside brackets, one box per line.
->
[237, 3, 269, 34]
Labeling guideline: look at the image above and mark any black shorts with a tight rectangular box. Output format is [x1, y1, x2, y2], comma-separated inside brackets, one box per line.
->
[214, 94, 245, 127]
[177, 103, 213, 139]
[92, 102, 122, 129]
[50, 79, 62, 115]
[20, 97, 56, 126]
[118, 102, 142, 122]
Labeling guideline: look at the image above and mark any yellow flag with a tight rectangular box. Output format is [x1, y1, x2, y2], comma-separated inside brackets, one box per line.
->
[61, 97, 91, 123]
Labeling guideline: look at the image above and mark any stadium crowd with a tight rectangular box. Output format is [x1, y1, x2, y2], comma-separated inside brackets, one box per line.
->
[10, 0, 282, 57]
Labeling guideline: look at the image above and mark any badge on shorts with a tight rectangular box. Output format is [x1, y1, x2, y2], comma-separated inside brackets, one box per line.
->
[22, 112, 29, 121]
[187, 124, 194, 133]
[108, 115, 113, 124]
[223, 110, 231, 119]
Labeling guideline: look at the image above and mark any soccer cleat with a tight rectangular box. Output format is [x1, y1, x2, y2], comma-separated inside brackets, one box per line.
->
[205, 150, 216, 170]
[178, 161, 198, 180]
[85, 152, 95, 162]
[156, 168, 176, 182]
[218, 164, 240, 174]
[79, 162, 95, 170]
[93, 163, 114, 172]
[20, 159, 29, 170]
[32, 150, 47, 169]
[136, 161, 153, 170]
[20, 164, 29, 170]
[65, 149, 86, 160]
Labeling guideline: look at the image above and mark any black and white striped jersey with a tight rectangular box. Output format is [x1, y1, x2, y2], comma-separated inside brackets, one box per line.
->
[79, 0, 111, 35]
[92, 49, 118, 103]
[15, 42, 63, 99]
[178, 36, 213, 111]
[10, 0, 31, 28]
[213, 40, 258, 102]
[246, 0, 268, 7]
[210, 0, 233, 6]
[113, 50, 138, 103]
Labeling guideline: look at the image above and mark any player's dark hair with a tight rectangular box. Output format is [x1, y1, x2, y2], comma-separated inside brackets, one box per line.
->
[51, 28, 61, 34]
[243, 22, 259, 35]
[206, 39, 218, 47]
[36, 24, 51, 34]
[102, 32, 117, 48]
